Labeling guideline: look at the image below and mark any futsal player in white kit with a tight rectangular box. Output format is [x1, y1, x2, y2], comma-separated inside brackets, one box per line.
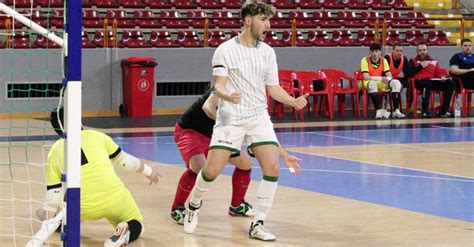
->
[183, 1, 308, 241]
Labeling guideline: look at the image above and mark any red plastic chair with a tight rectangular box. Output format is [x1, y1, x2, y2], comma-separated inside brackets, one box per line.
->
[332, 30, 361, 46]
[357, 30, 376, 46]
[407, 12, 435, 29]
[83, 10, 104, 28]
[384, 11, 411, 28]
[450, 74, 474, 117]
[386, 30, 409, 46]
[187, 11, 212, 29]
[50, 9, 64, 28]
[387, 0, 413, 10]
[269, 0, 297, 8]
[405, 30, 426, 46]
[92, 0, 120, 8]
[360, 11, 379, 28]
[143, 0, 171, 7]
[171, 0, 197, 8]
[221, 0, 241, 9]
[121, 30, 151, 48]
[264, 31, 287, 47]
[354, 70, 393, 118]
[275, 70, 300, 119]
[119, 0, 145, 8]
[320, 0, 345, 9]
[271, 11, 292, 28]
[107, 10, 135, 28]
[288, 11, 317, 28]
[407, 77, 446, 117]
[13, 32, 36, 49]
[196, 0, 223, 9]
[295, 71, 334, 119]
[37, 0, 64, 7]
[314, 11, 342, 28]
[36, 35, 61, 49]
[320, 69, 359, 117]
[338, 11, 365, 28]
[365, 0, 391, 10]
[161, 11, 189, 28]
[212, 11, 241, 28]
[427, 30, 456, 46]
[94, 30, 117, 48]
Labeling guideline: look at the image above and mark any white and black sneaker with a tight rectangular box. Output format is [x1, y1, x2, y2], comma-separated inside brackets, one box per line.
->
[183, 201, 201, 234]
[249, 220, 276, 241]
[171, 205, 186, 225]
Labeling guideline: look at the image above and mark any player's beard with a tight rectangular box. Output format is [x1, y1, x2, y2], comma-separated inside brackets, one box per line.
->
[250, 24, 264, 42]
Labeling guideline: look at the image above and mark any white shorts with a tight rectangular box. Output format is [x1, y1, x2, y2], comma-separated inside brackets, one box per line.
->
[209, 116, 279, 154]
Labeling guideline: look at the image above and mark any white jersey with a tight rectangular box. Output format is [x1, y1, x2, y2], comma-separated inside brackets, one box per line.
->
[212, 37, 279, 125]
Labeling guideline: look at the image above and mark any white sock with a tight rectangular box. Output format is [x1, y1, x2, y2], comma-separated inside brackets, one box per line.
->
[189, 170, 213, 208]
[254, 177, 278, 223]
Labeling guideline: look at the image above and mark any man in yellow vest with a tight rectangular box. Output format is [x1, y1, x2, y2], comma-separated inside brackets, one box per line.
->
[385, 42, 408, 117]
[360, 43, 404, 119]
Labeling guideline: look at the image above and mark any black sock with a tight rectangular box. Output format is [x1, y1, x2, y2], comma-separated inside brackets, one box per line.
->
[127, 219, 142, 243]
[369, 93, 380, 109]
[392, 92, 400, 110]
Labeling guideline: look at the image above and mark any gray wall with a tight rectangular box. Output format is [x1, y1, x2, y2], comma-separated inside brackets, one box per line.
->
[0, 46, 462, 114]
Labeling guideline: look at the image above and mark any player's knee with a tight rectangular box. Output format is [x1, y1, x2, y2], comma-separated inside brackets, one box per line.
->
[390, 79, 402, 93]
[263, 162, 280, 177]
[127, 220, 143, 243]
[368, 81, 378, 93]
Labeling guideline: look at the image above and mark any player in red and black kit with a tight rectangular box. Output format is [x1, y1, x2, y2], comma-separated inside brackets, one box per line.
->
[171, 88, 301, 224]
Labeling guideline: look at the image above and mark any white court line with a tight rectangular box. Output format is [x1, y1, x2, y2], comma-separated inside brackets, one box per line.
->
[289, 149, 474, 180]
[431, 125, 469, 130]
[314, 132, 474, 157]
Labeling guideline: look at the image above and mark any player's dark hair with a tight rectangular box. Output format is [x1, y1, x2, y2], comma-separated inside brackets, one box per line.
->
[240, 1, 276, 21]
[369, 43, 382, 51]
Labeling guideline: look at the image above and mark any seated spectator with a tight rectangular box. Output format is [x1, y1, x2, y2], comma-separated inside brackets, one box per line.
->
[449, 38, 474, 90]
[405, 42, 454, 118]
[360, 43, 404, 119]
[385, 42, 408, 118]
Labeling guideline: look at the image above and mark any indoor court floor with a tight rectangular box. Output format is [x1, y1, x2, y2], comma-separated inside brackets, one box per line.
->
[1, 117, 473, 246]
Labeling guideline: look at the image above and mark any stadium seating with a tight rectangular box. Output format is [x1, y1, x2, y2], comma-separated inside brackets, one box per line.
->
[314, 11, 341, 28]
[342, 0, 368, 9]
[82, 31, 96, 48]
[119, 0, 146, 8]
[295, 0, 321, 9]
[384, 11, 411, 28]
[319, 69, 359, 117]
[427, 30, 456, 46]
[196, 0, 223, 9]
[407, 12, 436, 29]
[36, 35, 61, 49]
[13, 32, 35, 49]
[37, 0, 64, 7]
[294, 70, 334, 119]
[338, 11, 365, 28]
[177, 30, 203, 47]
[134, 10, 162, 28]
[333, 30, 361, 46]
[289, 11, 317, 28]
[307, 30, 337, 46]
[143, 0, 172, 8]
[208, 30, 227, 47]
[107, 10, 135, 28]
[161, 11, 189, 28]
[121, 30, 151, 48]
[187, 11, 212, 29]
[50, 9, 64, 28]
[264, 30, 287, 47]
[387, 0, 413, 10]
[221, 0, 242, 9]
[405, 30, 427, 45]
[83, 10, 104, 28]
[171, 0, 197, 9]
[92, 0, 120, 8]
[320, 0, 345, 9]
[150, 30, 179, 47]
[386, 30, 409, 46]
[365, 0, 391, 10]
[269, 0, 297, 9]
[94, 30, 117, 48]
[271, 11, 292, 28]
[212, 11, 241, 28]
[282, 30, 312, 47]
[357, 30, 376, 46]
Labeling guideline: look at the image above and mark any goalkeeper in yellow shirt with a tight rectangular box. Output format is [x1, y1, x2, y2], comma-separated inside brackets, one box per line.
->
[28, 107, 161, 247]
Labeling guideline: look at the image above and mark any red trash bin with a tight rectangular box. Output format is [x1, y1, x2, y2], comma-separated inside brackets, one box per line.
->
[120, 57, 157, 117]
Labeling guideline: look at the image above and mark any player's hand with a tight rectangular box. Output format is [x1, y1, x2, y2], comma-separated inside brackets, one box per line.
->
[228, 91, 242, 104]
[147, 167, 162, 185]
[292, 93, 309, 110]
[283, 155, 302, 175]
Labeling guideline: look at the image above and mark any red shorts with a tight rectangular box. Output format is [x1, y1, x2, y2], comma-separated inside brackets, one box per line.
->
[174, 123, 210, 168]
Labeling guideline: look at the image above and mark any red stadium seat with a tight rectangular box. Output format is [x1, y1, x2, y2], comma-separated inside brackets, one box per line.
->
[143, 0, 172, 7]
[320, 0, 344, 9]
[21, 10, 48, 28]
[338, 11, 365, 28]
[405, 30, 426, 45]
[451, 74, 474, 117]
[134, 10, 161, 28]
[150, 31, 179, 48]
[212, 11, 241, 28]
[208, 30, 227, 47]
[230, 30, 240, 38]
[332, 30, 361, 46]
[264, 31, 287, 47]
[384, 11, 411, 28]
[37, 0, 63, 7]
[386, 30, 409, 46]
[427, 30, 456, 46]
[50, 9, 64, 28]
[365, 0, 391, 10]
[119, 0, 145, 8]
[187, 11, 212, 29]
[314, 11, 342, 28]
[92, 0, 120, 8]
[361, 11, 380, 28]
[161, 11, 189, 28]
[82, 31, 96, 48]
[83, 10, 104, 28]
[307, 30, 337, 46]
[121, 30, 151, 48]
[36, 35, 61, 49]
[282, 30, 312, 47]
[294, 0, 321, 9]
[221, 0, 242, 9]
[357, 30, 376, 46]
[269, 0, 297, 9]
[94, 30, 117, 48]
[13, 32, 36, 49]
[82, 0, 93, 7]
[288, 11, 317, 28]
[177, 30, 203, 48]
[271, 11, 292, 28]
[342, 0, 368, 9]
[407, 12, 435, 29]
[387, 0, 413, 10]
[7, 0, 35, 7]
[107, 10, 135, 28]
[171, 0, 197, 9]
[196, 0, 223, 9]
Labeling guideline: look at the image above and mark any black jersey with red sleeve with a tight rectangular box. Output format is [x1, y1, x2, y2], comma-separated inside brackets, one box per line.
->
[177, 89, 215, 138]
